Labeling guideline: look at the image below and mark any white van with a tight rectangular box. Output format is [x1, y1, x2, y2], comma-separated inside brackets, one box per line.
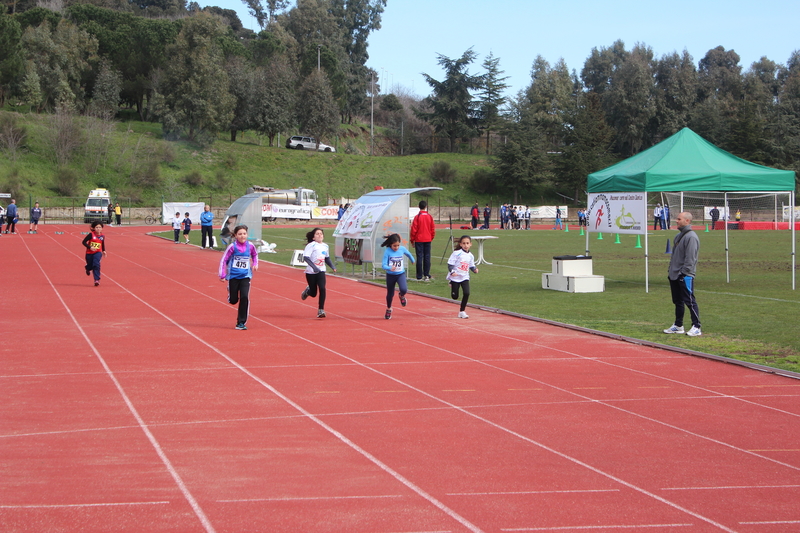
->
[84, 189, 112, 223]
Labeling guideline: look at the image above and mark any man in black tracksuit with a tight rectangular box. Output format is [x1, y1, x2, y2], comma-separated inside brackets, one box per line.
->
[664, 212, 701, 337]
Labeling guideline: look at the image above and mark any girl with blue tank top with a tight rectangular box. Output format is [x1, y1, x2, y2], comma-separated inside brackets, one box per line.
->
[219, 225, 259, 330]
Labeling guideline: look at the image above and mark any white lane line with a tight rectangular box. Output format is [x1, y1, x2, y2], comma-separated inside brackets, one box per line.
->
[20, 238, 217, 533]
[0, 501, 169, 509]
[447, 489, 619, 496]
[501, 525, 693, 531]
[662, 484, 800, 490]
[217, 494, 403, 502]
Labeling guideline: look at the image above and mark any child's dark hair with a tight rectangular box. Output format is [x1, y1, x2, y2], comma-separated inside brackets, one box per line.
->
[381, 233, 402, 247]
[457, 235, 471, 250]
[90, 220, 103, 230]
[184, 212, 189, 216]
[305, 227, 324, 243]
[233, 224, 248, 235]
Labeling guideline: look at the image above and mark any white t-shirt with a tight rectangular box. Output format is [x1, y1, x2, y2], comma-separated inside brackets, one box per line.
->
[446, 249, 475, 283]
[303, 241, 330, 274]
[172, 216, 182, 229]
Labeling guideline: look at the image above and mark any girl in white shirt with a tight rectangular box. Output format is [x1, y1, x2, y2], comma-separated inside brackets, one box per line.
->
[447, 235, 479, 318]
[301, 228, 336, 318]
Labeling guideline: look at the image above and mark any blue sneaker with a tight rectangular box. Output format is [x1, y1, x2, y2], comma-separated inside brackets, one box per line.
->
[235, 323, 247, 330]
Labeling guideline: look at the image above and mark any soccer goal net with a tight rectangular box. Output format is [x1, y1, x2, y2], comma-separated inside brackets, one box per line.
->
[660, 191, 796, 229]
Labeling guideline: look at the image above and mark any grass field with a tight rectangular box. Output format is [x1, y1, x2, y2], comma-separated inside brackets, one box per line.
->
[170, 224, 800, 373]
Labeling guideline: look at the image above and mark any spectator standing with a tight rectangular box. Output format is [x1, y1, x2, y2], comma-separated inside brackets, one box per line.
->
[30, 202, 42, 233]
[709, 206, 719, 230]
[200, 205, 214, 248]
[662, 204, 670, 229]
[483, 204, 491, 229]
[172, 212, 181, 243]
[114, 203, 122, 226]
[553, 207, 563, 230]
[182, 212, 192, 244]
[653, 203, 663, 230]
[409, 200, 436, 281]
[663, 212, 701, 337]
[524, 206, 531, 229]
[4, 199, 18, 234]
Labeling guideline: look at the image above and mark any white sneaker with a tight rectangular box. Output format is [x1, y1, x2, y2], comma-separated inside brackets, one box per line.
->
[458, 311, 469, 319]
[686, 326, 702, 337]
[663, 324, 684, 334]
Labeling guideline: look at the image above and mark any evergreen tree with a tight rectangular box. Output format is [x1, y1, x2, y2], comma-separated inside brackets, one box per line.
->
[152, 13, 235, 144]
[477, 51, 508, 154]
[417, 48, 482, 152]
[296, 69, 339, 149]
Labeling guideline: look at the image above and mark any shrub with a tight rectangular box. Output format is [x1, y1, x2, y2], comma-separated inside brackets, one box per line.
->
[159, 143, 177, 164]
[0, 113, 27, 162]
[429, 160, 456, 184]
[469, 168, 497, 194]
[52, 168, 79, 197]
[183, 170, 203, 186]
[223, 152, 237, 169]
[211, 169, 230, 191]
[131, 161, 162, 188]
[413, 175, 435, 196]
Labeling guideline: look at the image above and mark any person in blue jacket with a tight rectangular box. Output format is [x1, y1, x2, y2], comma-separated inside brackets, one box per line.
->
[200, 204, 214, 248]
[380, 233, 415, 320]
[4, 199, 18, 234]
[219, 225, 259, 330]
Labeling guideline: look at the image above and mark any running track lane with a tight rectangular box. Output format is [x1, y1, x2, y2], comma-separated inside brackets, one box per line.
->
[1, 225, 799, 533]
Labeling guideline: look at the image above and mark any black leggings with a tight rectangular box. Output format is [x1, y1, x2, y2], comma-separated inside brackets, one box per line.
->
[450, 280, 470, 311]
[305, 271, 327, 310]
[228, 277, 251, 325]
[385, 272, 408, 308]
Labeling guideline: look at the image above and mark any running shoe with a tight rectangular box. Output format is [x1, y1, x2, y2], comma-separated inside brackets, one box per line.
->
[301, 286, 310, 300]
[663, 324, 684, 334]
[384, 309, 392, 320]
[399, 295, 407, 307]
[458, 311, 469, 319]
[85, 267, 91, 276]
[686, 326, 702, 337]
[317, 310, 326, 318]
[94, 280, 100, 287]
[235, 323, 247, 330]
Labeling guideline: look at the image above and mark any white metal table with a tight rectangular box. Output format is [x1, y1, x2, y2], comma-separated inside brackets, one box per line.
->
[471, 235, 499, 265]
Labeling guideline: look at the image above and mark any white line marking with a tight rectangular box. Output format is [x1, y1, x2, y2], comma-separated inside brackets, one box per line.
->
[662, 484, 800, 491]
[446, 489, 619, 496]
[0, 501, 169, 509]
[217, 494, 403, 502]
[501, 525, 694, 531]
[740, 520, 800, 525]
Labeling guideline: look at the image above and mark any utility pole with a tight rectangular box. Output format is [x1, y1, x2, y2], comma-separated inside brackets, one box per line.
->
[317, 45, 321, 71]
[370, 71, 374, 157]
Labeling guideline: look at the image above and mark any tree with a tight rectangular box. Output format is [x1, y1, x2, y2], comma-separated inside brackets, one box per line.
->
[604, 44, 656, 155]
[653, 50, 697, 141]
[252, 56, 297, 146]
[225, 56, 255, 142]
[88, 58, 122, 119]
[558, 92, 616, 201]
[477, 51, 508, 154]
[152, 13, 235, 144]
[520, 56, 572, 151]
[0, 6, 23, 107]
[417, 48, 483, 152]
[242, 0, 290, 29]
[379, 93, 402, 112]
[20, 18, 99, 110]
[296, 69, 339, 149]
[491, 116, 552, 203]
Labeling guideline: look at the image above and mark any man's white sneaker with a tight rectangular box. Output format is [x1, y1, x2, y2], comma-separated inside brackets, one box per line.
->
[458, 311, 469, 319]
[663, 324, 684, 334]
[686, 326, 702, 337]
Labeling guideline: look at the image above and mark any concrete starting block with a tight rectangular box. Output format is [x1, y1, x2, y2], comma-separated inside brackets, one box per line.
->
[542, 255, 604, 293]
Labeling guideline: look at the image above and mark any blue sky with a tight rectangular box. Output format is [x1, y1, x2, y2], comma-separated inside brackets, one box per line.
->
[204, 0, 800, 98]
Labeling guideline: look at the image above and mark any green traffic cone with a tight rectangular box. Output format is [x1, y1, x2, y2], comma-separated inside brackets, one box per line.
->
[614, 233, 621, 244]
[564, 223, 569, 232]
[579, 226, 584, 236]
[597, 232, 603, 240]
[705, 223, 709, 232]
[635, 234, 642, 248]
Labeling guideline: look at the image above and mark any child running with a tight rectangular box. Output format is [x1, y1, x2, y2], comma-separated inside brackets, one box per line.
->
[182, 212, 192, 244]
[380, 233, 415, 320]
[172, 212, 181, 243]
[447, 235, 479, 318]
[82, 221, 107, 287]
[219, 225, 259, 330]
[301, 227, 336, 318]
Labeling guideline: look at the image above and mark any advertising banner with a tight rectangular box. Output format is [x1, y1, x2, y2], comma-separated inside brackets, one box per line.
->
[528, 205, 568, 219]
[261, 204, 312, 220]
[312, 205, 340, 220]
[333, 200, 393, 239]
[586, 192, 647, 234]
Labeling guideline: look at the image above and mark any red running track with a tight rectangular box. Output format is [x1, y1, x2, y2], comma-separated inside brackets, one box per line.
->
[2, 225, 800, 533]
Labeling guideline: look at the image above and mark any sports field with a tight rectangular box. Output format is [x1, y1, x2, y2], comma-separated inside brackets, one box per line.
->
[2, 224, 800, 532]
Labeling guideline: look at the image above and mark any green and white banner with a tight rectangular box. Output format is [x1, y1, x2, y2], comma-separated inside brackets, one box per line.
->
[587, 192, 647, 234]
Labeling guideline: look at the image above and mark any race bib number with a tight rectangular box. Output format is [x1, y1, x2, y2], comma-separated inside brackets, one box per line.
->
[90, 241, 102, 251]
[390, 257, 403, 271]
[233, 256, 250, 270]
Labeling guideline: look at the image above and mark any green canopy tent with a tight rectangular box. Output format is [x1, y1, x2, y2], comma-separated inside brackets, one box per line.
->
[587, 128, 796, 290]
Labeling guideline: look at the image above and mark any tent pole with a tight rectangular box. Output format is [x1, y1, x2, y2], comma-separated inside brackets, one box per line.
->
[792, 191, 796, 290]
[645, 230, 649, 293]
[724, 193, 730, 283]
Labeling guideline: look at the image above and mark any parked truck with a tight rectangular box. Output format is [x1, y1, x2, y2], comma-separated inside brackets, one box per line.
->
[247, 186, 318, 207]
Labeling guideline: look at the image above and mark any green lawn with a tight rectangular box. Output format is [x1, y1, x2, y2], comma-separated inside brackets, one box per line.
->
[207, 225, 799, 373]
